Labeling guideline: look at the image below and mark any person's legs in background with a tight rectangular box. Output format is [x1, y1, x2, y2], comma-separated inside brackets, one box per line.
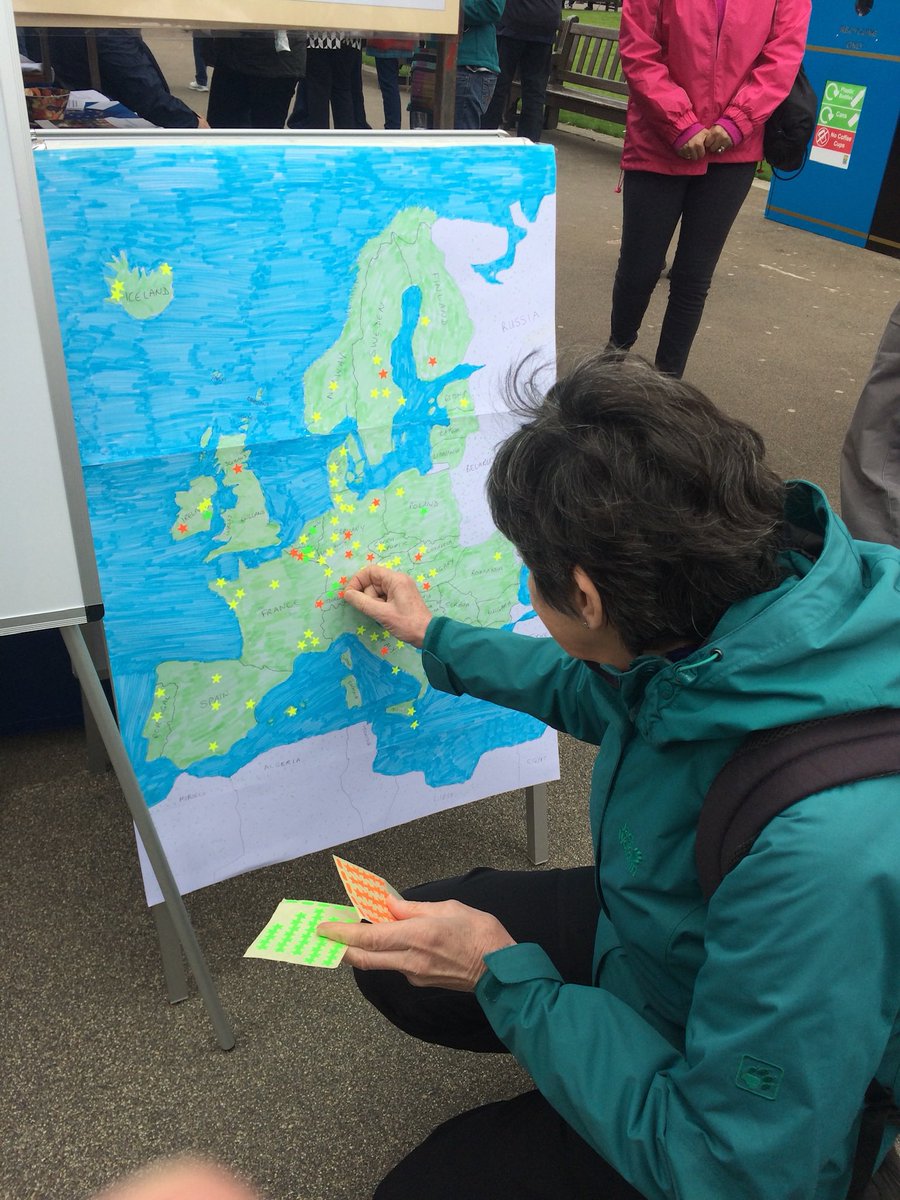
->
[515, 38, 553, 141]
[608, 170, 686, 358]
[455, 67, 497, 129]
[206, 64, 251, 127]
[245, 74, 300, 128]
[299, 47, 333, 127]
[375, 56, 402, 129]
[286, 77, 307, 128]
[481, 36, 523, 132]
[331, 43, 360, 129]
[190, 34, 209, 90]
[655, 161, 756, 377]
[350, 46, 370, 129]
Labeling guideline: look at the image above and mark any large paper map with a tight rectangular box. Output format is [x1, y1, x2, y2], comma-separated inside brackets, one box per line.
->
[36, 138, 559, 903]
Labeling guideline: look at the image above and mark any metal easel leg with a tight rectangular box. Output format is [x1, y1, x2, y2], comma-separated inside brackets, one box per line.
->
[151, 901, 190, 1003]
[524, 782, 549, 865]
[61, 624, 235, 1050]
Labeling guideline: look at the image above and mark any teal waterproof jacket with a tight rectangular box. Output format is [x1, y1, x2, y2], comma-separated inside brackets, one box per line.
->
[421, 482, 900, 1200]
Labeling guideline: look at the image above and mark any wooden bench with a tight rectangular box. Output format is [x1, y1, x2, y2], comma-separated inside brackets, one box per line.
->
[509, 18, 629, 133]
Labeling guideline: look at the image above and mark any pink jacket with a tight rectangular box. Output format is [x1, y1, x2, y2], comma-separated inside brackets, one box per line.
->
[619, 0, 811, 174]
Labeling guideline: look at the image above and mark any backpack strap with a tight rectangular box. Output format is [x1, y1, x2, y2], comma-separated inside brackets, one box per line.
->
[847, 1081, 900, 1200]
[695, 708, 900, 902]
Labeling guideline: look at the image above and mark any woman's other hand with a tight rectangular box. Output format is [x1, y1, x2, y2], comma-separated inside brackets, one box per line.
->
[343, 565, 433, 647]
[677, 130, 708, 160]
[704, 124, 734, 154]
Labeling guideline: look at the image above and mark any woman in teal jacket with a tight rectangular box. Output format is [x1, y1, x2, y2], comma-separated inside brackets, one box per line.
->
[325, 355, 900, 1199]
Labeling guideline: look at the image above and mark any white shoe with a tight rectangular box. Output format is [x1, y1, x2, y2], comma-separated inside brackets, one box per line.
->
[188, 80, 209, 92]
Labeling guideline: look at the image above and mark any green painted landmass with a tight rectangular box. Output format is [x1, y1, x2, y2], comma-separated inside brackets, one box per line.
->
[105, 251, 174, 320]
[144, 209, 522, 770]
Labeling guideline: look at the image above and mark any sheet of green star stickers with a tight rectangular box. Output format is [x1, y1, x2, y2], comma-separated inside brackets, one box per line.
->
[244, 899, 360, 968]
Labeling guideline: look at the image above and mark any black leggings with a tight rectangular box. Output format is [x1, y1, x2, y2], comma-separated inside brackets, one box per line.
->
[609, 162, 757, 378]
[354, 866, 647, 1200]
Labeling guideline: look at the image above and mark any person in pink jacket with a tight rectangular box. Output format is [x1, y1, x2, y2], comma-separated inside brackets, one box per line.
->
[608, 0, 811, 378]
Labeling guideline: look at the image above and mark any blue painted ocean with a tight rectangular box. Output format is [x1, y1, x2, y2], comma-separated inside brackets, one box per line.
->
[36, 142, 555, 806]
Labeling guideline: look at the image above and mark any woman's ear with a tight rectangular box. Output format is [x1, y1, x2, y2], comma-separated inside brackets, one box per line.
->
[572, 566, 605, 629]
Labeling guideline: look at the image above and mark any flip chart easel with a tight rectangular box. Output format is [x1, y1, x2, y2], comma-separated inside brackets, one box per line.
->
[0, 0, 236, 1048]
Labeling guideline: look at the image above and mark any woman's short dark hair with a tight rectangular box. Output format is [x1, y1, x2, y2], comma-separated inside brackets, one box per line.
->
[487, 354, 787, 655]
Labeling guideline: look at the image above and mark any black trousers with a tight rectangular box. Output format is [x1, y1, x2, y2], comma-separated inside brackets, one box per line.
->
[297, 45, 360, 129]
[354, 866, 647, 1200]
[481, 36, 553, 143]
[206, 66, 298, 129]
[609, 162, 757, 378]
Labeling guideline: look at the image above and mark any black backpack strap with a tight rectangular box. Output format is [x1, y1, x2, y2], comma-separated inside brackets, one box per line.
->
[695, 708, 900, 902]
[847, 1081, 900, 1200]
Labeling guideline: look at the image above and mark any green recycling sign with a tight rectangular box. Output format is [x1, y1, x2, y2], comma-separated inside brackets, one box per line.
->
[810, 80, 867, 169]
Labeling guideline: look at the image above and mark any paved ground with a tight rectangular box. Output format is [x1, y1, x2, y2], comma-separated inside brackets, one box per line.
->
[1, 26, 897, 1200]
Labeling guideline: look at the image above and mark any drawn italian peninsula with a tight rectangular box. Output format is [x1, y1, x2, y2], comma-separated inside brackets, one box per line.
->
[143, 208, 520, 772]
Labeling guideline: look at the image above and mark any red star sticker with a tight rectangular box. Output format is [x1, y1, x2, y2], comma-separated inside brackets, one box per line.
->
[177, 523, 187, 532]
[232, 464, 243, 473]
[378, 369, 388, 378]
[366, 553, 375, 562]
[338, 589, 345, 598]
[414, 552, 422, 561]
[344, 549, 353, 558]
[315, 599, 324, 608]
[380, 646, 389, 656]
[372, 498, 380, 507]
[423, 582, 431, 590]
[340, 576, 348, 584]
[428, 357, 437, 366]
[344, 530, 352, 539]
[289, 548, 301, 559]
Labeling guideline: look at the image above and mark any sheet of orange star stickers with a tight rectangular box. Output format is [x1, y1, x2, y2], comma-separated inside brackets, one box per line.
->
[333, 855, 402, 923]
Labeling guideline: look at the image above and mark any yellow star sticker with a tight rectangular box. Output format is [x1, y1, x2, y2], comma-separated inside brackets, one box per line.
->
[312, 411, 321, 422]
[286, 705, 297, 716]
[211, 700, 221, 711]
[212, 673, 222, 683]
[299, 535, 308, 545]
[377, 542, 386, 552]
[328, 461, 338, 474]
[395, 487, 405, 497]
[370, 388, 379, 398]
[372, 355, 382, 365]
[391, 665, 400, 674]
[428, 569, 437, 577]
[318, 555, 327, 565]
[298, 641, 307, 651]
[215, 577, 226, 587]
[304, 629, 314, 639]
[381, 388, 390, 398]
[310, 636, 320, 647]
[410, 720, 419, 729]
[152, 711, 162, 722]
[352, 540, 361, 550]
[155, 687, 166, 697]
[396, 640, 405, 650]
[369, 504, 378, 513]
[397, 397, 406, 406]
[333, 493, 343, 504]
[356, 626, 365, 636]
[392, 556, 402, 568]
[269, 579, 280, 589]
[110, 280, 124, 300]
[235, 588, 245, 598]
[229, 599, 238, 609]
[325, 548, 335, 558]
[494, 552, 502, 561]
[329, 380, 338, 391]
[460, 398, 470, 409]
[160, 262, 172, 275]
[209, 741, 218, 752]
[418, 545, 427, 554]
[324, 568, 333, 578]
[340, 504, 350, 513]
[407, 707, 416, 717]
[381, 630, 391, 640]
[198, 498, 212, 512]
[370, 631, 379, 642]
[420, 316, 430, 326]
[245, 699, 256, 710]
[340, 446, 348, 457]
[416, 573, 425, 583]
[330, 534, 340, 545]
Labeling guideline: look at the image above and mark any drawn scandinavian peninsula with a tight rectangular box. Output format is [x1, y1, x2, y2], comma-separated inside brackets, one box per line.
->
[143, 208, 521, 776]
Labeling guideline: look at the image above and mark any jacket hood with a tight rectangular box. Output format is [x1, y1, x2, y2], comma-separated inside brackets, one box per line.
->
[610, 481, 900, 747]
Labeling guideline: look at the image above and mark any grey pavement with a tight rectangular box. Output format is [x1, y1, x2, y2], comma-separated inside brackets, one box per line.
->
[1, 26, 898, 1200]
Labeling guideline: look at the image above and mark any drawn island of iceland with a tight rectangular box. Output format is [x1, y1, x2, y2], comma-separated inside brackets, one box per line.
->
[35, 139, 559, 904]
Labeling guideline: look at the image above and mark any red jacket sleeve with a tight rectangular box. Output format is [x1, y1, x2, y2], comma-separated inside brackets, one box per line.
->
[722, 0, 811, 141]
[618, 0, 699, 145]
